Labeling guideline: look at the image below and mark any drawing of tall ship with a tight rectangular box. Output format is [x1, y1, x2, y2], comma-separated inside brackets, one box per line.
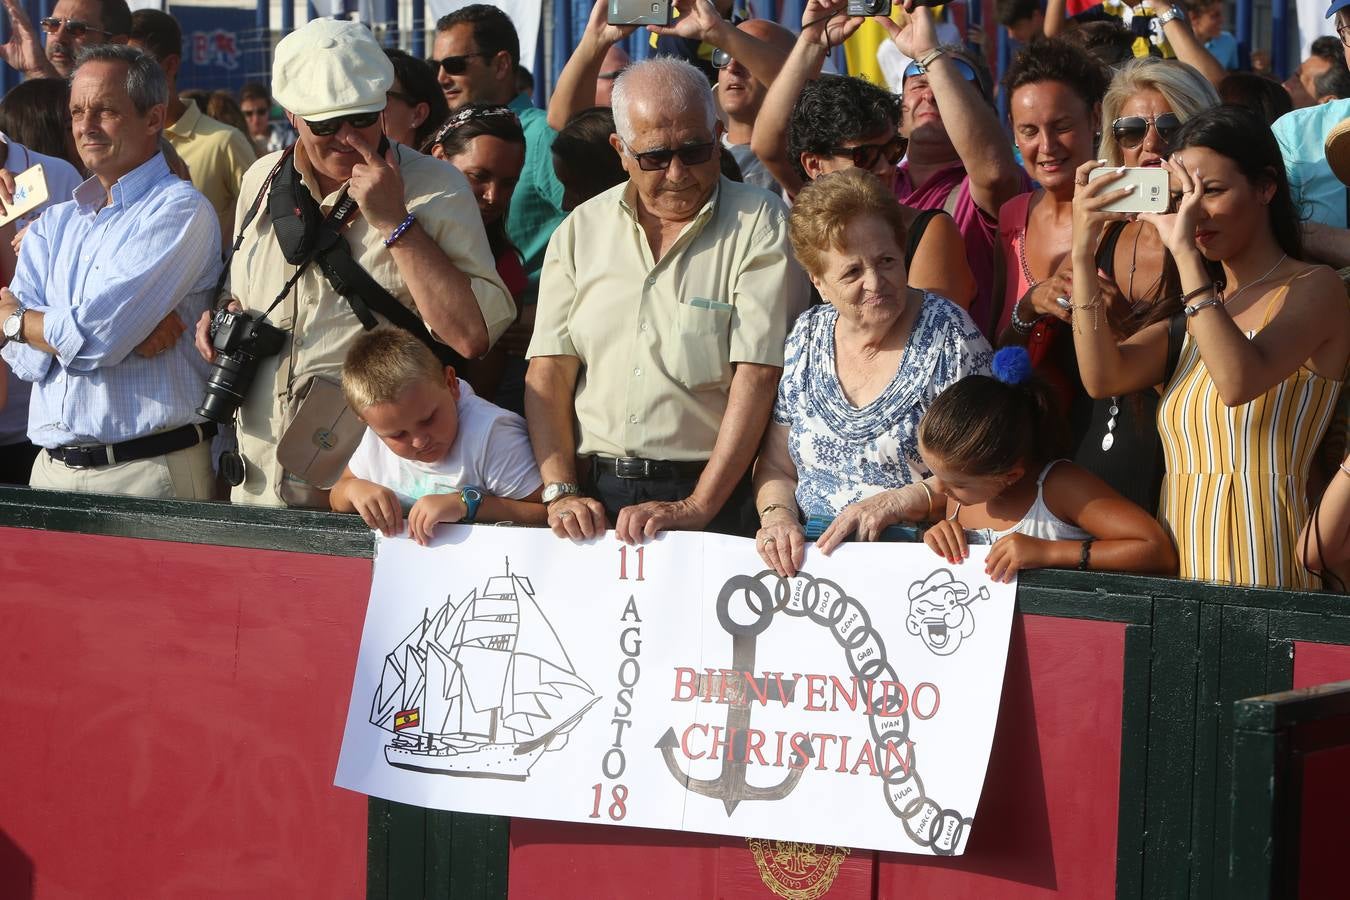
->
[370, 561, 599, 781]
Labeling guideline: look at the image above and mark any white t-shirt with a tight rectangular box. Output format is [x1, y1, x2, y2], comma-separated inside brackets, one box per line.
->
[346, 380, 542, 509]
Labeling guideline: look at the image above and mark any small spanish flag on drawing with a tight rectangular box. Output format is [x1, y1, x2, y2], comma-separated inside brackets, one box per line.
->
[394, 708, 420, 731]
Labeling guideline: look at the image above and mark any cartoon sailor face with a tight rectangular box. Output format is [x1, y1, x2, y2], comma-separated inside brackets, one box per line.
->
[906, 569, 977, 656]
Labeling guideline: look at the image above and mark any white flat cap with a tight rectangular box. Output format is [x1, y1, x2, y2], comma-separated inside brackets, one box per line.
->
[272, 18, 393, 121]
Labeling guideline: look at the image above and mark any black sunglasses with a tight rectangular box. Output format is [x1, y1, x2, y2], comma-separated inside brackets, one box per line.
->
[439, 52, 494, 76]
[624, 140, 717, 171]
[304, 111, 381, 136]
[1111, 113, 1182, 150]
[826, 135, 908, 170]
[39, 16, 107, 39]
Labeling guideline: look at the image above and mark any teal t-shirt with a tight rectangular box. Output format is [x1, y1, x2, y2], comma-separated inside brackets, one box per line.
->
[506, 93, 567, 307]
[1272, 97, 1350, 229]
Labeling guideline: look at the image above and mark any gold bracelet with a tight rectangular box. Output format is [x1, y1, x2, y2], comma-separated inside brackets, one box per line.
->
[759, 502, 793, 523]
[917, 481, 935, 517]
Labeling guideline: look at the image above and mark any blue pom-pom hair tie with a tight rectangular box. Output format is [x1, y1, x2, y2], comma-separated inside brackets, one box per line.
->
[991, 346, 1033, 386]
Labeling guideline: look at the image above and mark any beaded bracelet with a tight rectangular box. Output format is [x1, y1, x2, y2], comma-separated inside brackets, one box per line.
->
[1078, 538, 1095, 571]
[384, 212, 416, 248]
[1009, 295, 1042, 334]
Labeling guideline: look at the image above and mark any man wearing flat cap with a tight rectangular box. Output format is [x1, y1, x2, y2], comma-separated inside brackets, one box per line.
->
[197, 18, 514, 508]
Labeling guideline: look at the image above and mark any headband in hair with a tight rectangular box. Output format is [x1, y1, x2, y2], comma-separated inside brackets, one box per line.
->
[431, 104, 520, 146]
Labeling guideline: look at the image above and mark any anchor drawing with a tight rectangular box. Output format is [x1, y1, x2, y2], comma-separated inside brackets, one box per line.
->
[655, 575, 812, 815]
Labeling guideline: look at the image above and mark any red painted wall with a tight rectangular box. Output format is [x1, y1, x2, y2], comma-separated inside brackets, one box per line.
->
[1292, 640, 1350, 900]
[509, 614, 1127, 899]
[0, 527, 371, 900]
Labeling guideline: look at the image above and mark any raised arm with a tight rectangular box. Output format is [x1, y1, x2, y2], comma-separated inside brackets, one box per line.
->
[1152, 2, 1227, 88]
[546, 0, 635, 132]
[877, 7, 1024, 217]
[750, 0, 865, 198]
[1142, 159, 1350, 407]
[1068, 161, 1172, 396]
[0, 0, 59, 80]
[1044, 0, 1070, 37]
[649, 0, 791, 88]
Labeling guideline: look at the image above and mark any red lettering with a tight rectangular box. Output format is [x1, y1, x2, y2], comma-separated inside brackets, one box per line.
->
[707, 726, 732, 760]
[834, 735, 851, 772]
[804, 674, 828, 711]
[742, 672, 769, 706]
[828, 675, 858, 711]
[745, 728, 769, 765]
[913, 682, 941, 720]
[788, 732, 812, 769]
[850, 738, 879, 775]
[672, 667, 698, 702]
[811, 732, 838, 770]
[680, 723, 707, 760]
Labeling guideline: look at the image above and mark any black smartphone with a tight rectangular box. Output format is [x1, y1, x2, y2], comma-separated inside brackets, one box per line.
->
[608, 0, 672, 26]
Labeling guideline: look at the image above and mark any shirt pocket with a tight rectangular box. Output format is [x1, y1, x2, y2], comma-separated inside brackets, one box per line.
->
[664, 300, 732, 391]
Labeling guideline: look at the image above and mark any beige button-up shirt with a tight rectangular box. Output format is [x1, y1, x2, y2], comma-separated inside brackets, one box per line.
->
[164, 99, 257, 247]
[528, 177, 808, 461]
[228, 143, 514, 506]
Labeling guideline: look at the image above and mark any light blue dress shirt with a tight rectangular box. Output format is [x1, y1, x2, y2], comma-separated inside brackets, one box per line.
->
[0, 152, 221, 447]
[1273, 97, 1350, 229]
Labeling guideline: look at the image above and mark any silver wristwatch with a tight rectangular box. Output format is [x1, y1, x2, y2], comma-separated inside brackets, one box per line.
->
[1153, 5, 1184, 26]
[2, 306, 26, 345]
[541, 482, 580, 505]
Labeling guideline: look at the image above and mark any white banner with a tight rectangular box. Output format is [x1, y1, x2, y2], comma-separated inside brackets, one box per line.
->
[335, 527, 1016, 856]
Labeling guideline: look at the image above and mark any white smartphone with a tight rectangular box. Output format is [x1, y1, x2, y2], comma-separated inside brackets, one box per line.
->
[1087, 166, 1170, 214]
[0, 163, 49, 227]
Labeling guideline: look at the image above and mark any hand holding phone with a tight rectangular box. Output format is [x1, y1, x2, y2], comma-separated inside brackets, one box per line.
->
[0, 163, 48, 227]
[1086, 166, 1170, 215]
[608, 0, 672, 25]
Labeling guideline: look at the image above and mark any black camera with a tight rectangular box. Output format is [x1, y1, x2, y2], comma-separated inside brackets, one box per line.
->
[847, 0, 892, 14]
[196, 309, 287, 423]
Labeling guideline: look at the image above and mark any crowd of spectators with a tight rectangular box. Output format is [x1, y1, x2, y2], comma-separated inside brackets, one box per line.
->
[0, 0, 1346, 592]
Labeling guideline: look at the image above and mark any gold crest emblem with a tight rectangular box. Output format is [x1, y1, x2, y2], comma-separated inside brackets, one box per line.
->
[747, 839, 850, 900]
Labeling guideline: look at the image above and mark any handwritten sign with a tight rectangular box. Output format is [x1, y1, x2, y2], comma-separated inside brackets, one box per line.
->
[335, 527, 1016, 855]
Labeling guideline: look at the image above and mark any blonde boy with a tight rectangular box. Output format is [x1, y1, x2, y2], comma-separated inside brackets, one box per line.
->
[331, 328, 545, 543]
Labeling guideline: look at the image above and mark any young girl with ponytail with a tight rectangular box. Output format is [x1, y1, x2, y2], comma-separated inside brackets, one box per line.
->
[918, 347, 1178, 582]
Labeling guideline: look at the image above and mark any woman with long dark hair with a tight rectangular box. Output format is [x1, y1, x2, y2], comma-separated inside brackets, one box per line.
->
[1071, 106, 1350, 588]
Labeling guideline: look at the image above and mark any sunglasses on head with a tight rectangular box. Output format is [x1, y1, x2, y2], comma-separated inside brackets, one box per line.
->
[902, 57, 980, 84]
[304, 111, 381, 136]
[1111, 113, 1182, 150]
[624, 140, 717, 172]
[438, 52, 493, 76]
[826, 134, 908, 170]
[39, 16, 107, 39]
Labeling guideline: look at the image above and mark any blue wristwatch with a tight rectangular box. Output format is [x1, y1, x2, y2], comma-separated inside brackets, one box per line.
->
[460, 486, 483, 523]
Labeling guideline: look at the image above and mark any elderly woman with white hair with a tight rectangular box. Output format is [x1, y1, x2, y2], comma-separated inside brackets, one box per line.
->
[524, 56, 809, 545]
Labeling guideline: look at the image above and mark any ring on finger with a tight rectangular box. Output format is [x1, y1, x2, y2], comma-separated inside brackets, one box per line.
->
[557, 509, 574, 519]
[762, 536, 776, 545]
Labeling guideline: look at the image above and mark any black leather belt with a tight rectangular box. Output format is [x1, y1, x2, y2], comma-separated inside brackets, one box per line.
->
[593, 456, 707, 480]
[48, 422, 218, 469]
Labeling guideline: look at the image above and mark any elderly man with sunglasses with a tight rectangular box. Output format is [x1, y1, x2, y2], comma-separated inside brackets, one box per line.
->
[525, 56, 808, 545]
[0, 0, 130, 79]
[196, 19, 512, 508]
[549, 1, 792, 193]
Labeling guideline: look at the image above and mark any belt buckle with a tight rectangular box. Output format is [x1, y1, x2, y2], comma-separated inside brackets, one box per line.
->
[614, 457, 649, 479]
[59, 446, 97, 468]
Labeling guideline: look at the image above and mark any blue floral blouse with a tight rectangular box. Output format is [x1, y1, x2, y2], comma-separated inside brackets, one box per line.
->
[772, 294, 993, 518]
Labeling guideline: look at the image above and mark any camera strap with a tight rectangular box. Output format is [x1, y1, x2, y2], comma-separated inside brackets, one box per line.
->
[264, 147, 459, 367]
